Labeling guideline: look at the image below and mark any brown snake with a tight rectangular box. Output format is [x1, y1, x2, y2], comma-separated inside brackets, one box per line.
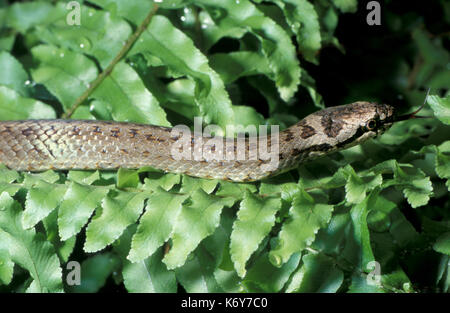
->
[0, 101, 408, 182]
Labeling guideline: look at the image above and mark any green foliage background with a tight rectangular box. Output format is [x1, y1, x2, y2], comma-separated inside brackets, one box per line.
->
[0, 0, 449, 293]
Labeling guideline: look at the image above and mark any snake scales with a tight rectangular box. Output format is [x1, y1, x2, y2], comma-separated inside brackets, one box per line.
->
[0, 102, 396, 182]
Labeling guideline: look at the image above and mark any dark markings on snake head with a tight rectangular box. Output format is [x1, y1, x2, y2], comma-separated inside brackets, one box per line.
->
[292, 143, 333, 157]
[300, 125, 316, 139]
[145, 134, 155, 141]
[292, 148, 302, 156]
[297, 119, 307, 126]
[284, 130, 295, 142]
[336, 126, 365, 149]
[321, 115, 343, 138]
[313, 143, 333, 152]
[156, 138, 165, 143]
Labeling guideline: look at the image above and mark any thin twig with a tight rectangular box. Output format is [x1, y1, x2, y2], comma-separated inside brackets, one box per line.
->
[62, 4, 159, 119]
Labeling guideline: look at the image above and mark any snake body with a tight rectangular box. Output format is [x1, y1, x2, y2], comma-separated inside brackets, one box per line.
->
[0, 102, 395, 182]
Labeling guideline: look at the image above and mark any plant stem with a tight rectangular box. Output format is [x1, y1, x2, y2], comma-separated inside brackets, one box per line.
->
[62, 3, 159, 119]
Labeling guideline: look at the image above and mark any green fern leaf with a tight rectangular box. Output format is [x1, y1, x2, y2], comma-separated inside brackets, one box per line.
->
[58, 182, 111, 241]
[0, 192, 63, 292]
[92, 62, 170, 126]
[143, 173, 181, 192]
[268, 0, 322, 64]
[349, 189, 378, 269]
[243, 252, 301, 292]
[269, 188, 333, 266]
[163, 188, 234, 269]
[230, 191, 281, 277]
[180, 175, 218, 194]
[22, 179, 67, 229]
[0, 248, 14, 285]
[38, 3, 132, 68]
[69, 253, 120, 293]
[428, 94, 450, 125]
[197, 0, 301, 102]
[344, 165, 383, 204]
[0, 51, 30, 96]
[84, 190, 150, 252]
[113, 225, 177, 293]
[67, 170, 101, 185]
[128, 187, 188, 262]
[0, 86, 56, 120]
[433, 232, 450, 255]
[130, 14, 235, 127]
[30, 45, 98, 110]
[285, 253, 344, 293]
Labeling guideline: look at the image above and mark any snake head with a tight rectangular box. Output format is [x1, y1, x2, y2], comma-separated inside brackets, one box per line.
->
[371, 102, 396, 134]
[326, 100, 393, 126]
[280, 101, 400, 164]
[308, 101, 396, 150]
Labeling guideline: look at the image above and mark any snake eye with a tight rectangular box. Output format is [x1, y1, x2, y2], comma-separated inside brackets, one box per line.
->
[366, 119, 377, 130]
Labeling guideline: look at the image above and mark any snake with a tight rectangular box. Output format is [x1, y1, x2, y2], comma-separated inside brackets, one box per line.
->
[0, 101, 416, 182]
